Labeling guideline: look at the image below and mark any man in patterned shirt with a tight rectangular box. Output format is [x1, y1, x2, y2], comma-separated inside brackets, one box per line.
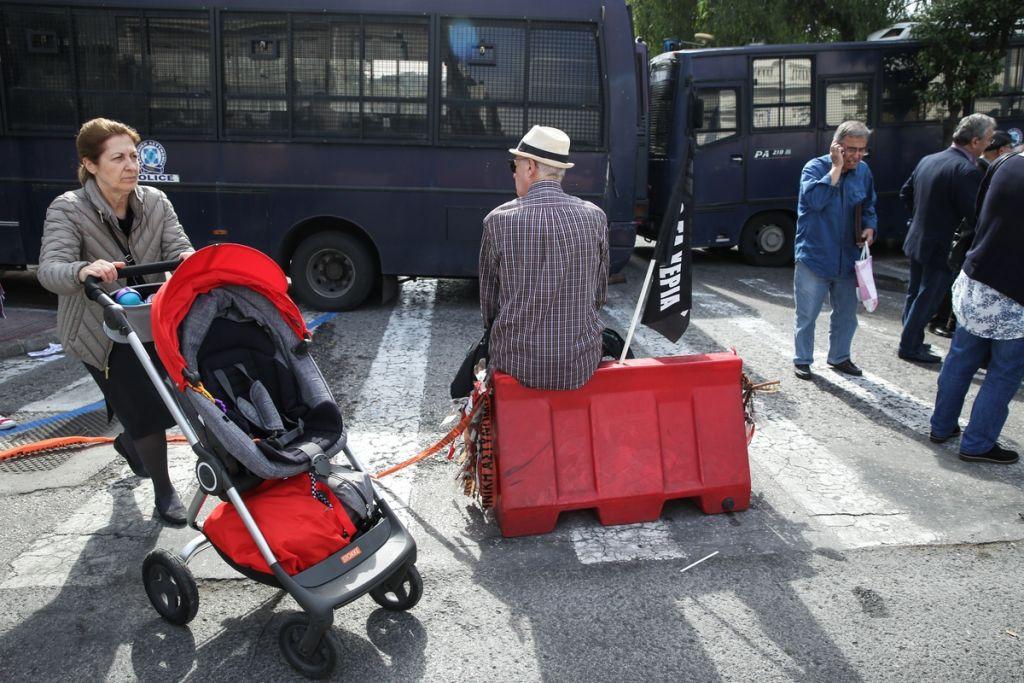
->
[479, 125, 609, 390]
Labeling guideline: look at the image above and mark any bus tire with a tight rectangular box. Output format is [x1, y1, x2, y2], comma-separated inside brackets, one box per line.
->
[289, 232, 378, 311]
[739, 212, 795, 267]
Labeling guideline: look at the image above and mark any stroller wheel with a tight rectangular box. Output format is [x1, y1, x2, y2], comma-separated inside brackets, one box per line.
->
[278, 615, 337, 679]
[142, 549, 199, 626]
[369, 564, 423, 611]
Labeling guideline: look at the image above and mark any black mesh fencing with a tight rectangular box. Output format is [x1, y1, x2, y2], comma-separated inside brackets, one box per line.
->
[222, 13, 288, 135]
[1, 6, 77, 131]
[1, 6, 211, 135]
[2, 8, 604, 146]
[528, 27, 601, 146]
[440, 19, 602, 148]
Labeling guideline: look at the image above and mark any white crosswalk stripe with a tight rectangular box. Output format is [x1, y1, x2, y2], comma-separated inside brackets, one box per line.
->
[345, 279, 437, 512]
[2, 262, 1020, 583]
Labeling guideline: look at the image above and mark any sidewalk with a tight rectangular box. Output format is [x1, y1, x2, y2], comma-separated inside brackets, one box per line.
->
[0, 306, 59, 360]
[1, 271, 60, 360]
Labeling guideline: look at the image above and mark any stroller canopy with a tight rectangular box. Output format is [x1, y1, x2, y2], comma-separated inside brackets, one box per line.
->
[152, 244, 310, 390]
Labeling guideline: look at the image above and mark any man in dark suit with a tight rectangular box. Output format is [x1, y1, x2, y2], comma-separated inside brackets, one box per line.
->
[898, 113, 995, 363]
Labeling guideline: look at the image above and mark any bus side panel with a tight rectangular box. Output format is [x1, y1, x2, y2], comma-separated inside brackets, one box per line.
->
[869, 122, 943, 241]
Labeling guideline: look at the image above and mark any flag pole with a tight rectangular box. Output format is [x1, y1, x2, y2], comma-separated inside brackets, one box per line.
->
[619, 256, 656, 362]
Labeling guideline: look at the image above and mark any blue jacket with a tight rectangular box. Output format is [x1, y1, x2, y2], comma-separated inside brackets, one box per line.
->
[900, 146, 983, 269]
[795, 154, 878, 279]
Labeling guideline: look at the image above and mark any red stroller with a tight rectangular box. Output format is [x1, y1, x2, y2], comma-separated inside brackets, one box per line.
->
[83, 244, 421, 679]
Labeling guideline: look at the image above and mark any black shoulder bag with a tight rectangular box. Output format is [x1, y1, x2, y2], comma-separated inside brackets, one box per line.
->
[450, 328, 490, 399]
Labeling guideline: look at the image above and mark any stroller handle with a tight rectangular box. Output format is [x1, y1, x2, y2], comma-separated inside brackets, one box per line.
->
[83, 259, 182, 304]
[84, 259, 182, 336]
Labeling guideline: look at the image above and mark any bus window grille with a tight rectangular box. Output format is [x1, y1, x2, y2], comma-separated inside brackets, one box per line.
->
[2, 6, 77, 131]
[648, 65, 675, 158]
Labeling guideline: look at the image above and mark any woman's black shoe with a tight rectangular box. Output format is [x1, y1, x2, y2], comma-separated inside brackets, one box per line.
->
[155, 491, 187, 525]
[113, 433, 150, 478]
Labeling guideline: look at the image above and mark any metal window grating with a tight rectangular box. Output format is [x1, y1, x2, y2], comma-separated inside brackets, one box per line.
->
[0, 6, 212, 135]
[1, 6, 76, 131]
[825, 82, 869, 127]
[441, 19, 603, 147]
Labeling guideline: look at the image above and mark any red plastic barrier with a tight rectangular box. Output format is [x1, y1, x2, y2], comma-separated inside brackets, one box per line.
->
[491, 353, 751, 537]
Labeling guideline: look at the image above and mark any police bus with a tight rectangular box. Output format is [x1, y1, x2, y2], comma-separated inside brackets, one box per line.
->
[646, 28, 1024, 266]
[0, 0, 648, 308]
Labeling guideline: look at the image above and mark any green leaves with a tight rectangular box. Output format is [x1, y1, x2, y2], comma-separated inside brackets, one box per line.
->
[913, 0, 1021, 133]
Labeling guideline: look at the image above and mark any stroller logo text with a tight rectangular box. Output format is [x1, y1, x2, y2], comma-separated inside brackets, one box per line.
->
[137, 140, 180, 183]
[341, 547, 362, 564]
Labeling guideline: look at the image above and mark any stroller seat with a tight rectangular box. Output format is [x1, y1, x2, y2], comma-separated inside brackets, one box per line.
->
[179, 285, 346, 481]
[198, 317, 339, 469]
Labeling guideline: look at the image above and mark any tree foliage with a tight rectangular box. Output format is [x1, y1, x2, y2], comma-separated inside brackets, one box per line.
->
[629, 0, 911, 48]
[629, 0, 699, 50]
[912, 0, 1022, 135]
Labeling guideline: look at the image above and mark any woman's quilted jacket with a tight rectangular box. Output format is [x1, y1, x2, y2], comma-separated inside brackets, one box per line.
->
[38, 179, 193, 371]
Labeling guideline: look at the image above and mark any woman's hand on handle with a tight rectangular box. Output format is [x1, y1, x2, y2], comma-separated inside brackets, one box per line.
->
[178, 250, 195, 261]
[78, 259, 125, 283]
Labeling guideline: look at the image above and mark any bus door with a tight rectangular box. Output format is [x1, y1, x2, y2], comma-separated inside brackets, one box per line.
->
[691, 82, 745, 245]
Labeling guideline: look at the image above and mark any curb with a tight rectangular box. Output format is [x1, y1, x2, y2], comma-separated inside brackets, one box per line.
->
[0, 334, 60, 361]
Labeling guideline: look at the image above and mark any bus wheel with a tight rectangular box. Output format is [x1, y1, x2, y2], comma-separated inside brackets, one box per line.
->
[290, 232, 378, 310]
[739, 212, 795, 267]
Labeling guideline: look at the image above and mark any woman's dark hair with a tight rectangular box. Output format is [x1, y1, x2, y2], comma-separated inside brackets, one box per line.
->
[76, 118, 141, 186]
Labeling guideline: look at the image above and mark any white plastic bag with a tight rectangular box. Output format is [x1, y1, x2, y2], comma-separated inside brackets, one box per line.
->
[854, 243, 878, 313]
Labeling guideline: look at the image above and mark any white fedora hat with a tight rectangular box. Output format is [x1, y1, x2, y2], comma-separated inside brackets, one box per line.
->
[509, 125, 574, 169]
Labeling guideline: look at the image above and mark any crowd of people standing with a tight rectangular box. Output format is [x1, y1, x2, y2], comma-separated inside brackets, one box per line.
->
[793, 115, 1024, 465]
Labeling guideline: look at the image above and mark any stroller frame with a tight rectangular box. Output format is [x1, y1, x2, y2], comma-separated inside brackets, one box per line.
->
[85, 258, 420, 678]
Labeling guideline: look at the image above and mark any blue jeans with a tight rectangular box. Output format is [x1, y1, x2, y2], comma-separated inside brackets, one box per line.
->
[793, 261, 859, 366]
[900, 258, 952, 355]
[930, 326, 1024, 454]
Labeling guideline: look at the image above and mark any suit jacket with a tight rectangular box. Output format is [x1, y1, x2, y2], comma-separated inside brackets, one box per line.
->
[900, 146, 983, 269]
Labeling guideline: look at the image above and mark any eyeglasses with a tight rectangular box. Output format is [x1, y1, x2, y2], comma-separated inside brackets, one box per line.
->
[507, 158, 518, 173]
[843, 146, 869, 156]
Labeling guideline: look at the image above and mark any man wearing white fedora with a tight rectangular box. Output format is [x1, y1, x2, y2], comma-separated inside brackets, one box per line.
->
[478, 125, 609, 390]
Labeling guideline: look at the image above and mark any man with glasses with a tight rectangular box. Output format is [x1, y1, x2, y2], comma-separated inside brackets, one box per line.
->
[792, 120, 877, 380]
[898, 113, 995, 364]
[478, 125, 608, 390]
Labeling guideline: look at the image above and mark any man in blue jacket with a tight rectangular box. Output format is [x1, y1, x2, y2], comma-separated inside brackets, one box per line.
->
[898, 113, 994, 363]
[793, 120, 877, 380]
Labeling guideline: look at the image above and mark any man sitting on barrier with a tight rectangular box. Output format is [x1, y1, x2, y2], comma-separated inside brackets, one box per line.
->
[478, 125, 609, 390]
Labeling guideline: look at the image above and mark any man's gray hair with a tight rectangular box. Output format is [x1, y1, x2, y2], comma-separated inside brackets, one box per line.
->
[952, 113, 996, 145]
[832, 120, 872, 143]
[536, 162, 566, 182]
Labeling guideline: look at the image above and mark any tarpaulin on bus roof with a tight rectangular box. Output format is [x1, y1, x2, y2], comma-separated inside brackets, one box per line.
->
[151, 243, 310, 391]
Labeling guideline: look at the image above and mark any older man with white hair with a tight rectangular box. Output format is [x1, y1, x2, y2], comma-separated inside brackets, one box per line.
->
[792, 120, 877, 380]
[898, 113, 995, 363]
[478, 125, 609, 390]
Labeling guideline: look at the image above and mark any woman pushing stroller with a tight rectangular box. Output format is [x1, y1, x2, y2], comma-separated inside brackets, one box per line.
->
[38, 118, 194, 525]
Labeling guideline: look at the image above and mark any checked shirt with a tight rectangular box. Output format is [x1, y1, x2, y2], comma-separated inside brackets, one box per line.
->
[479, 180, 609, 390]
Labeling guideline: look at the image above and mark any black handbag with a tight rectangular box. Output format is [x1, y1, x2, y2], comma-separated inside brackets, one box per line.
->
[450, 328, 490, 399]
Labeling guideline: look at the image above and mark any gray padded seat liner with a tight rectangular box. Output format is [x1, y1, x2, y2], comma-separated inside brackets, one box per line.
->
[179, 286, 344, 480]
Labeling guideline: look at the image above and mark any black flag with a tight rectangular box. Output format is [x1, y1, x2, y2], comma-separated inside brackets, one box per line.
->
[641, 143, 693, 343]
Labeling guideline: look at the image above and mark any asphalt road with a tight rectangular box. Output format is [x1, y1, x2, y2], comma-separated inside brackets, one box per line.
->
[1, 248, 1022, 681]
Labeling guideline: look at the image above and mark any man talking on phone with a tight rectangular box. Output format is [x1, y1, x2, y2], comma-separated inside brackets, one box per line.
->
[792, 120, 877, 380]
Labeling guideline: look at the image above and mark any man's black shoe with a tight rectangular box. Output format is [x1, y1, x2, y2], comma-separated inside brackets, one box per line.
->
[929, 425, 961, 444]
[898, 349, 942, 364]
[794, 364, 812, 380]
[827, 359, 863, 376]
[959, 444, 1019, 464]
[928, 324, 953, 339]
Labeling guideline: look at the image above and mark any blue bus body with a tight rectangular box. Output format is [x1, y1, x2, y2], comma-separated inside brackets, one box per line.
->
[646, 38, 1024, 266]
[0, 0, 647, 308]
